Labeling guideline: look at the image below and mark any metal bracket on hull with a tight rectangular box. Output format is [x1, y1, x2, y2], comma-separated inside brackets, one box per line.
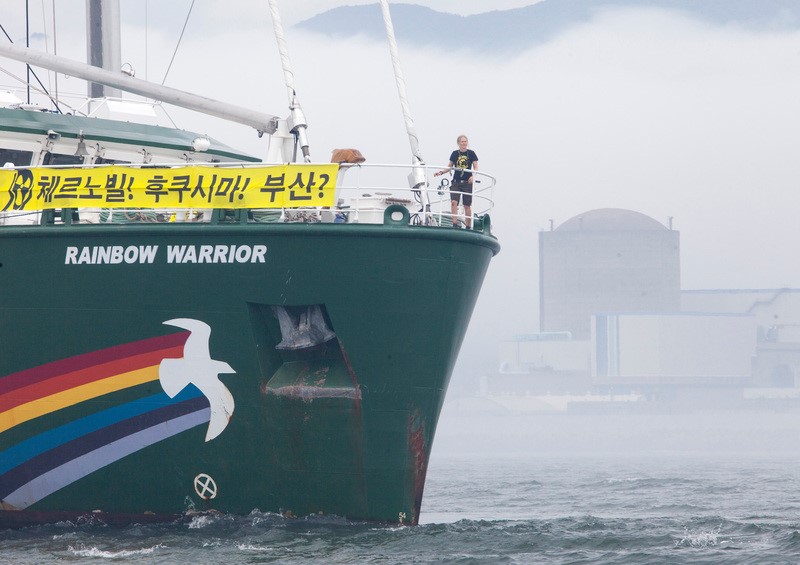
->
[271, 305, 336, 350]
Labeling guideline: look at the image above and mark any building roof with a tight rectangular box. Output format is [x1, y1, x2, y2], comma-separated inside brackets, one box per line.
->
[556, 208, 668, 232]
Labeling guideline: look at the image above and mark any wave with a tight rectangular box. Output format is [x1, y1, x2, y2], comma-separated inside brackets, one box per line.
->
[67, 543, 164, 558]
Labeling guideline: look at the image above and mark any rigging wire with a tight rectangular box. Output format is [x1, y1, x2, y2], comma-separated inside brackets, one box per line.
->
[51, 0, 58, 105]
[145, 0, 148, 81]
[40, 0, 50, 95]
[0, 65, 72, 114]
[0, 24, 14, 44]
[0, 22, 62, 113]
[161, 0, 195, 86]
[25, 0, 30, 102]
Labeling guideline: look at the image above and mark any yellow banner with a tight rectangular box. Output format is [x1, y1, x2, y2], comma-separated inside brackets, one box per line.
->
[0, 164, 338, 211]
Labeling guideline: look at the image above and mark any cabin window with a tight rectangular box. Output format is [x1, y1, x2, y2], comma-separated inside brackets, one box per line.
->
[95, 156, 131, 165]
[0, 148, 33, 166]
[42, 153, 84, 166]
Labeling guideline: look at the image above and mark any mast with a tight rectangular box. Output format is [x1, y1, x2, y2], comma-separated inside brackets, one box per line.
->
[86, 0, 121, 98]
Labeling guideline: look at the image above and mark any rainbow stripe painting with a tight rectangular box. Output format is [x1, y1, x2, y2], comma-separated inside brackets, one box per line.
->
[0, 331, 211, 510]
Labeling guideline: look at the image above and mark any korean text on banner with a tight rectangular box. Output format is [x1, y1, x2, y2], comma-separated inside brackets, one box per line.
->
[0, 164, 338, 211]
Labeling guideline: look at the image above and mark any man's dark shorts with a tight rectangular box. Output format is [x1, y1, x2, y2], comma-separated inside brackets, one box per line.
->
[450, 181, 473, 206]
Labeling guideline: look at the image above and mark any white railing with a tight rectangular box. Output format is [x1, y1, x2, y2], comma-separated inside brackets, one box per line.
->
[332, 163, 494, 228]
[0, 162, 496, 229]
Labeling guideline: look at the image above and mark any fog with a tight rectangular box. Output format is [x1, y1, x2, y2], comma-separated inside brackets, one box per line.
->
[432, 408, 800, 459]
[3, 1, 800, 456]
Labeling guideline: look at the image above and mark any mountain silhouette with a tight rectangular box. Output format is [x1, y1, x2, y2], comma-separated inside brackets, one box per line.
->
[296, 1, 800, 53]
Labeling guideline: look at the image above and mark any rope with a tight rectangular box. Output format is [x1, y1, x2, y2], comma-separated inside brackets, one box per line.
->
[379, 0, 423, 165]
[268, 0, 295, 102]
[379, 0, 432, 223]
[161, 0, 195, 85]
[268, 0, 311, 162]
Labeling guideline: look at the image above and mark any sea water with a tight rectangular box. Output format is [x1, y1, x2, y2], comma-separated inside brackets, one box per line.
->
[3, 408, 800, 564]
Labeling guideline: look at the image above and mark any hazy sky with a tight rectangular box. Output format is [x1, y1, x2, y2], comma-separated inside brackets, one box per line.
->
[2, 1, 799, 379]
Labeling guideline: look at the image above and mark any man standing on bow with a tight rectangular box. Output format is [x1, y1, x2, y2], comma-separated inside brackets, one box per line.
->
[435, 134, 478, 229]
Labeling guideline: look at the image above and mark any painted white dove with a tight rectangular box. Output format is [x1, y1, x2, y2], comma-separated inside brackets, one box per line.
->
[159, 318, 236, 441]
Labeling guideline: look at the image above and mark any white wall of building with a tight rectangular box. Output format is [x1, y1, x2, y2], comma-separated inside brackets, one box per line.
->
[592, 313, 756, 383]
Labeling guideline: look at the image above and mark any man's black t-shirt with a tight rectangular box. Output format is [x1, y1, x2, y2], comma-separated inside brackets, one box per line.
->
[449, 149, 478, 183]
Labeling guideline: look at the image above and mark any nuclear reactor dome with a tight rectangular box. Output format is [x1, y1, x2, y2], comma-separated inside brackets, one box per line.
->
[539, 208, 680, 339]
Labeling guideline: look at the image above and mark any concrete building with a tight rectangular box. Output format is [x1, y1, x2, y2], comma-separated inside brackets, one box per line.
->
[539, 208, 680, 340]
[592, 312, 756, 385]
[488, 208, 800, 411]
[681, 288, 800, 388]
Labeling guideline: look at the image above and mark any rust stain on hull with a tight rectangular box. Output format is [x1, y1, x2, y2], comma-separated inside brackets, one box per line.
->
[408, 409, 428, 526]
[265, 385, 361, 401]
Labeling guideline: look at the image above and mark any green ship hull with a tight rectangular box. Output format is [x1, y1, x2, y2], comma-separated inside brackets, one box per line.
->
[0, 219, 499, 525]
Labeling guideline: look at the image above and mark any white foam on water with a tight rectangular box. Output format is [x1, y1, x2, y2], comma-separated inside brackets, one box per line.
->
[67, 543, 164, 558]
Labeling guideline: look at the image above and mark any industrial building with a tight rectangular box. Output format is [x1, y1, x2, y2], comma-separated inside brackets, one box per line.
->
[539, 208, 680, 340]
[489, 208, 800, 410]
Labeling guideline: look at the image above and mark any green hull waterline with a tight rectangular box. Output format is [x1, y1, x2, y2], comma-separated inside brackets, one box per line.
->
[0, 221, 499, 525]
